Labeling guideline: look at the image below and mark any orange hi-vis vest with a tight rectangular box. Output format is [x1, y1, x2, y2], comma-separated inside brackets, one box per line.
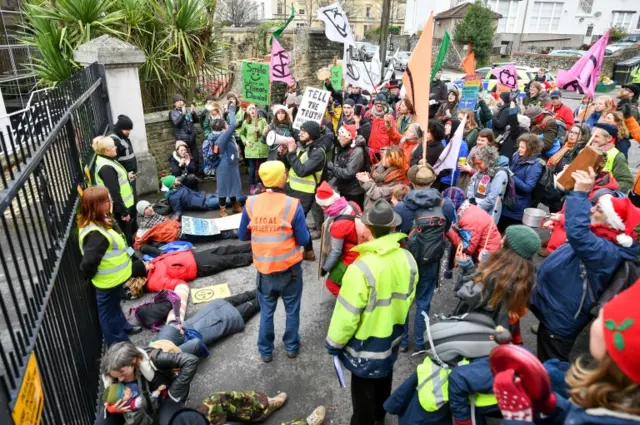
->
[246, 191, 303, 274]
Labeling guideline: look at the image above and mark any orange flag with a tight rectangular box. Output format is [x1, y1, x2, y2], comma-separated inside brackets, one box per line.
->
[461, 44, 475, 76]
[402, 12, 434, 131]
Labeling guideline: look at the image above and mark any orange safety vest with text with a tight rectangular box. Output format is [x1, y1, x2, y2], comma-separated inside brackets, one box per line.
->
[246, 191, 303, 274]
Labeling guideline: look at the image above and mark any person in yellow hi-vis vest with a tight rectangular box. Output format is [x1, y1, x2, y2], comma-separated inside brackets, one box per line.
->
[92, 136, 137, 244]
[384, 356, 500, 425]
[78, 187, 148, 346]
[325, 199, 418, 425]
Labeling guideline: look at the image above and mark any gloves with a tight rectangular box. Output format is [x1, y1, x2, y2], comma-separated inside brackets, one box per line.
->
[321, 268, 328, 277]
[621, 102, 632, 119]
[493, 369, 534, 422]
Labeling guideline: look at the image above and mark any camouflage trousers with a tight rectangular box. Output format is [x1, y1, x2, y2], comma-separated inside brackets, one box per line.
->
[199, 391, 308, 425]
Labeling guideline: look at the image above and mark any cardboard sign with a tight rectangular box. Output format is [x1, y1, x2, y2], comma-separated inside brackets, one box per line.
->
[242, 61, 270, 105]
[293, 87, 331, 130]
[458, 79, 481, 111]
[181, 216, 220, 236]
[191, 284, 231, 304]
[12, 353, 43, 425]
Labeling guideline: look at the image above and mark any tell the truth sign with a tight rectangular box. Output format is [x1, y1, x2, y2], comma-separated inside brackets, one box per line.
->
[242, 61, 270, 105]
[293, 87, 331, 130]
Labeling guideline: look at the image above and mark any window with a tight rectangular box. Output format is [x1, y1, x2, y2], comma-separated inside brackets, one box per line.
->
[296, 22, 306, 28]
[366, 7, 371, 18]
[586, 24, 593, 36]
[277, 2, 283, 15]
[529, 2, 563, 33]
[487, 0, 519, 33]
[611, 11, 635, 31]
[299, 8, 305, 15]
[578, 0, 593, 14]
[637, 15, 640, 30]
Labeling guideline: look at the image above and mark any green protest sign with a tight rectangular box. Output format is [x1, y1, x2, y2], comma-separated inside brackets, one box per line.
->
[242, 61, 270, 104]
[330, 65, 343, 89]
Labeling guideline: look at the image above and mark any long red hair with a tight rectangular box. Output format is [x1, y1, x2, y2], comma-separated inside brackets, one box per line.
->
[77, 186, 112, 229]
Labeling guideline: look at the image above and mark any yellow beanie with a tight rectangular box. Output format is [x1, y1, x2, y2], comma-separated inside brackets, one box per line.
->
[258, 161, 286, 188]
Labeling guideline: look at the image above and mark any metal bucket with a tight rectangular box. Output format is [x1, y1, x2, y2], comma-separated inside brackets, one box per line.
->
[522, 208, 548, 228]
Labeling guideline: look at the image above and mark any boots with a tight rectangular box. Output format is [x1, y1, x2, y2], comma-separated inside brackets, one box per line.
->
[267, 392, 287, 410]
[219, 205, 228, 217]
[305, 406, 326, 425]
[303, 250, 316, 261]
[231, 199, 242, 214]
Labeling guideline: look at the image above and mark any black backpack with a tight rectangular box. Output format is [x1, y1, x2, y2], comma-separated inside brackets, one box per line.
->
[407, 198, 447, 265]
[590, 259, 640, 317]
[532, 158, 555, 205]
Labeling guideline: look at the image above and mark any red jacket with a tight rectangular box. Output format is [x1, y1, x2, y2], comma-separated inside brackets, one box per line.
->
[145, 250, 198, 292]
[447, 203, 502, 260]
[546, 103, 574, 127]
[365, 112, 395, 153]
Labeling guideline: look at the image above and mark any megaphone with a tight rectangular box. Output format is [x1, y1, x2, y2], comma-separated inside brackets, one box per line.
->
[266, 130, 291, 146]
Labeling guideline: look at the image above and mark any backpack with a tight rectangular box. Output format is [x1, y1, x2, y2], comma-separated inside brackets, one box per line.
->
[129, 290, 182, 331]
[589, 259, 640, 317]
[407, 198, 447, 265]
[532, 159, 555, 205]
[204, 134, 222, 169]
[496, 167, 517, 209]
[334, 201, 373, 244]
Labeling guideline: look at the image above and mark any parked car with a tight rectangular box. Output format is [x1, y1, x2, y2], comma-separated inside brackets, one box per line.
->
[355, 42, 377, 61]
[393, 51, 411, 71]
[549, 49, 586, 57]
[606, 34, 640, 56]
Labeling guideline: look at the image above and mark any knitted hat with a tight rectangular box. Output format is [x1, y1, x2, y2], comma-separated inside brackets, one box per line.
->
[315, 181, 340, 207]
[115, 115, 133, 131]
[442, 187, 466, 210]
[300, 120, 321, 140]
[161, 175, 176, 190]
[374, 93, 387, 104]
[258, 161, 286, 188]
[102, 383, 125, 405]
[136, 200, 151, 216]
[272, 104, 288, 115]
[597, 195, 640, 247]
[175, 140, 189, 150]
[504, 225, 541, 259]
[602, 278, 640, 384]
[172, 94, 185, 103]
[407, 164, 436, 187]
[339, 125, 357, 140]
[593, 122, 619, 140]
[343, 99, 355, 107]
[523, 106, 544, 120]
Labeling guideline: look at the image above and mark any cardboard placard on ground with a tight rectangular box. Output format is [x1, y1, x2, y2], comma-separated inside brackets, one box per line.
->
[192, 284, 231, 304]
[181, 216, 220, 236]
[242, 61, 270, 105]
[293, 87, 331, 130]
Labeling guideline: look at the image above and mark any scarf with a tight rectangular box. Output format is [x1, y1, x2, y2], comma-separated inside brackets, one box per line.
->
[598, 142, 615, 153]
[372, 165, 407, 184]
[325, 197, 349, 217]
[370, 107, 386, 119]
[398, 115, 412, 134]
[138, 213, 167, 232]
[547, 138, 577, 168]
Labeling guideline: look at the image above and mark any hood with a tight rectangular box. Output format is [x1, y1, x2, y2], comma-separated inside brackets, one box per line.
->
[354, 134, 366, 147]
[496, 155, 510, 168]
[404, 188, 443, 211]
[351, 232, 406, 256]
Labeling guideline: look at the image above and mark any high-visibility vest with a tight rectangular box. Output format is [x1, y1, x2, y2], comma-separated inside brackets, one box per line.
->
[95, 156, 134, 208]
[110, 134, 135, 163]
[604, 147, 621, 176]
[79, 224, 132, 289]
[458, 358, 498, 408]
[245, 191, 303, 274]
[417, 357, 451, 412]
[287, 146, 325, 194]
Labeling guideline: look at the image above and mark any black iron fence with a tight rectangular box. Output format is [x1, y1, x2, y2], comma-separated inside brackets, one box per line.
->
[0, 62, 110, 425]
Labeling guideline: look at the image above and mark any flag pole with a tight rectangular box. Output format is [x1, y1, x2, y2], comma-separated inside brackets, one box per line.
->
[449, 42, 465, 63]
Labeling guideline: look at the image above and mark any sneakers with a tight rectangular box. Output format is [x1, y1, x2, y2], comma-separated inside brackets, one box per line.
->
[231, 200, 242, 214]
[306, 406, 326, 425]
[261, 354, 272, 363]
[267, 392, 288, 411]
[303, 250, 316, 261]
[531, 324, 539, 335]
[219, 206, 228, 217]
[399, 345, 408, 353]
[286, 351, 298, 359]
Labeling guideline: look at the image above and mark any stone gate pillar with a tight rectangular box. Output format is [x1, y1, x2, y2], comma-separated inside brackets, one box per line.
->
[74, 35, 158, 195]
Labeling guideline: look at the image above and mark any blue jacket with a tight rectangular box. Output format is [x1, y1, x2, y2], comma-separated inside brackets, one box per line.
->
[167, 185, 209, 214]
[585, 111, 602, 128]
[530, 191, 639, 338]
[440, 141, 470, 187]
[395, 201, 416, 234]
[501, 154, 543, 221]
[404, 188, 456, 232]
[504, 394, 640, 425]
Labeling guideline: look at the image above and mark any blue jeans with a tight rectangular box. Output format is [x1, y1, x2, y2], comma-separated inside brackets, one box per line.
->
[247, 158, 264, 187]
[95, 284, 132, 347]
[402, 262, 439, 350]
[256, 262, 303, 357]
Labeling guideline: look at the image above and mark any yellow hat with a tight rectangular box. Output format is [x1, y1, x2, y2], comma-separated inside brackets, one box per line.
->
[259, 161, 286, 188]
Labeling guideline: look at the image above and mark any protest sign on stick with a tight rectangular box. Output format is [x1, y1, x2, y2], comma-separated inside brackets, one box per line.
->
[292, 87, 331, 130]
[330, 64, 343, 89]
[242, 61, 270, 104]
[458, 78, 481, 111]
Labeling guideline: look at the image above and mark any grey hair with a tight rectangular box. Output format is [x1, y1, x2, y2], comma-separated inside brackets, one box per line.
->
[100, 342, 143, 374]
[596, 127, 611, 140]
[474, 145, 499, 168]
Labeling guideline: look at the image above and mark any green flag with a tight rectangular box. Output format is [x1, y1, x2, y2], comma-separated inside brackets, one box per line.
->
[271, 4, 295, 44]
[430, 31, 451, 80]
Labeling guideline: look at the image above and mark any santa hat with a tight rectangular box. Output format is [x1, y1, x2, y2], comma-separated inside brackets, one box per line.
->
[602, 278, 640, 384]
[338, 125, 357, 140]
[597, 195, 640, 247]
[315, 181, 340, 207]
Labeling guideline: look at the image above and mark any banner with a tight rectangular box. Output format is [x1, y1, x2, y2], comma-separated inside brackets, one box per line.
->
[461, 45, 475, 76]
[491, 64, 518, 90]
[556, 30, 610, 97]
[271, 4, 295, 44]
[458, 78, 481, 110]
[434, 116, 467, 174]
[292, 87, 331, 130]
[344, 45, 378, 93]
[270, 38, 293, 84]
[242, 61, 270, 104]
[431, 30, 451, 81]
[402, 11, 434, 130]
[317, 2, 356, 47]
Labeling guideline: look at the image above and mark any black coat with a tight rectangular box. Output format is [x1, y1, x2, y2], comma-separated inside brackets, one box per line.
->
[169, 108, 199, 144]
[410, 139, 445, 168]
[94, 154, 130, 218]
[168, 152, 196, 177]
[110, 130, 137, 173]
[329, 136, 367, 196]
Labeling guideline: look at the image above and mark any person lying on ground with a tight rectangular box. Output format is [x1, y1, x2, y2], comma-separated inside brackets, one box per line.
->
[160, 175, 246, 217]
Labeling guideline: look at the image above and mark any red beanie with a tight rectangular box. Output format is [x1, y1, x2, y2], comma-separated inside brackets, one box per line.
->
[603, 278, 640, 384]
[597, 195, 640, 247]
[315, 181, 340, 207]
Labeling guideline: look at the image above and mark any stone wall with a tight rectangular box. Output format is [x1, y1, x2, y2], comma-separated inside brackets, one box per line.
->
[292, 28, 344, 89]
[431, 37, 467, 72]
[512, 47, 640, 78]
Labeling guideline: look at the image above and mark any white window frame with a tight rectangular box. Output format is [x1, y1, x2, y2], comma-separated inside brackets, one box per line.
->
[487, 0, 520, 33]
[611, 11, 635, 32]
[529, 1, 564, 33]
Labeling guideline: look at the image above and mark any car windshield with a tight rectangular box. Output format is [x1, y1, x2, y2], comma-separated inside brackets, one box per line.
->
[399, 52, 410, 59]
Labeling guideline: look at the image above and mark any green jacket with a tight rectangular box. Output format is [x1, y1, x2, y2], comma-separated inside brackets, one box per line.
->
[605, 148, 634, 194]
[238, 118, 268, 159]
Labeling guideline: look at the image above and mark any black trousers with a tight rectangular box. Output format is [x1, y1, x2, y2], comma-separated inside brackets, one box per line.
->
[350, 373, 393, 425]
[343, 193, 365, 211]
[225, 289, 260, 322]
[194, 243, 253, 277]
[537, 322, 575, 362]
[497, 215, 522, 234]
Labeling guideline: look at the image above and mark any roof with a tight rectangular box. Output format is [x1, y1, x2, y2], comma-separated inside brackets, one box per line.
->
[434, 3, 502, 21]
